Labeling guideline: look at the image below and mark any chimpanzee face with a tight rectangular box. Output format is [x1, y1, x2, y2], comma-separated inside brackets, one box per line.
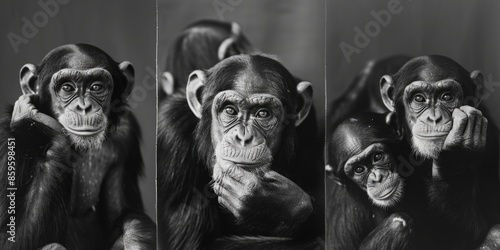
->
[380, 55, 484, 160]
[20, 44, 134, 151]
[211, 88, 285, 172]
[344, 142, 404, 208]
[50, 67, 114, 150]
[187, 55, 313, 174]
[403, 79, 464, 158]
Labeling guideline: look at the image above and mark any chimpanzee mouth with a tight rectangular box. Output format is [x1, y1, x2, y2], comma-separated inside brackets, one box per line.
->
[217, 141, 273, 167]
[414, 132, 449, 139]
[414, 121, 452, 138]
[368, 178, 402, 200]
[64, 125, 106, 136]
[59, 109, 107, 136]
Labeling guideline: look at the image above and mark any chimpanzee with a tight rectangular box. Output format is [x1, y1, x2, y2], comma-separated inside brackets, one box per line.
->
[158, 20, 319, 175]
[160, 20, 255, 98]
[380, 55, 500, 249]
[0, 44, 155, 250]
[328, 55, 411, 134]
[326, 112, 426, 250]
[158, 55, 323, 249]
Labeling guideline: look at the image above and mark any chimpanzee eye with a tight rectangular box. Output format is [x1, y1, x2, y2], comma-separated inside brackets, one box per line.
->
[61, 83, 75, 92]
[354, 166, 365, 174]
[224, 106, 237, 116]
[373, 153, 383, 162]
[256, 109, 270, 118]
[413, 94, 425, 103]
[90, 83, 103, 91]
[441, 93, 454, 101]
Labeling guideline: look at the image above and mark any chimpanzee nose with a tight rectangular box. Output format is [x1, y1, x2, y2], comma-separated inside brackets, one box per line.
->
[75, 97, 92, 115]
[426, 108, 443, 125]
[235, 126, 254, 147]
[369, 171, 383, 184]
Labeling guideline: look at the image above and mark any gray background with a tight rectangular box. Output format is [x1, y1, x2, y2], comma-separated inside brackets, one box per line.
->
[0, 0, 156, 221]
[328, 0, 500, 126]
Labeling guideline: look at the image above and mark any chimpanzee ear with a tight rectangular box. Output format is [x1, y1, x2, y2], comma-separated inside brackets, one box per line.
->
[119, 61, 135, 97]
[295, 81, 313, 127]
[20, 63, 38, 95]
[218, 22, 241, 60]
[186, 70, 206, 119]
[160, 71, 174, 95]
[218, 37, 237, 60]
[470, 70, 484, 106]
[380, 75, 395, 112]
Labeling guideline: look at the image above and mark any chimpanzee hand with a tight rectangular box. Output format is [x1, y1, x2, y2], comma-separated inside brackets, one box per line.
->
[11, 94, 62, 131]
[434, 106, 488, 178]
[442, 105, 488, 153]
[40, 243, 67, 250]
[212, 159, 313, 236]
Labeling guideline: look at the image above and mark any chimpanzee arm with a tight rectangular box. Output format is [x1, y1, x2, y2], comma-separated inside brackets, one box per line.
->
[98, 112, 155, 249]
[0, 111, 73, 249]
[326, 182, 378, 250]
[359, 213, 416, 250]
[157, 95, 221, 249]
[475, 224, 500, 250]
[427, 107, 491, 248]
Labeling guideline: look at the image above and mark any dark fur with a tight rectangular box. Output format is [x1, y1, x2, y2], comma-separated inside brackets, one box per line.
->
[158, 55, 323, 249]
[389, 55, 500, 249]
[0, 44, 154, 250]
[326, 112, 425, 250]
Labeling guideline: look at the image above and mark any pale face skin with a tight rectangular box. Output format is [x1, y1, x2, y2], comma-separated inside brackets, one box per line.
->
[403, 79, 464, 159]
[50, 68, 114, 150]
[211, 90, 285, 173]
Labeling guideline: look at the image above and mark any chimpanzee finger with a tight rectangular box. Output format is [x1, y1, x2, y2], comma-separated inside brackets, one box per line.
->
[212, 181, 224, 196]
[470, 114, 482, 149]
[263, 170, 287, 182]
[220, 175, 248, 197]
[217, 196, 239, 217]
[32, 110, 63, 131]
[445, 109, 467, 148]
[461, 106, 482, 144]
[216, 187, 244, 218]
[218, 160, 256, 185]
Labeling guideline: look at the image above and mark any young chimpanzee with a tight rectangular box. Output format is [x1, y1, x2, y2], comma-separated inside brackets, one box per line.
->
[326, 112, 428, 250]
[0, 44, 155, 250]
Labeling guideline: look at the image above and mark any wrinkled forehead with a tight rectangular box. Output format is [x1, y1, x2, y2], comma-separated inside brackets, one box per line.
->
[213, 90, 283, 108]
[51, 68, 112, 84]
[404, 79, 463, 97]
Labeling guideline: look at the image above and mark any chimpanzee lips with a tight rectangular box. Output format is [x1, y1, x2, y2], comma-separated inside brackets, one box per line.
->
[60, 110, 106, 136]
[217, 140, 273, 166]
[368, 177, 401, 200]
[414, 121, 452, 138]
[64, 126, 106, 136]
